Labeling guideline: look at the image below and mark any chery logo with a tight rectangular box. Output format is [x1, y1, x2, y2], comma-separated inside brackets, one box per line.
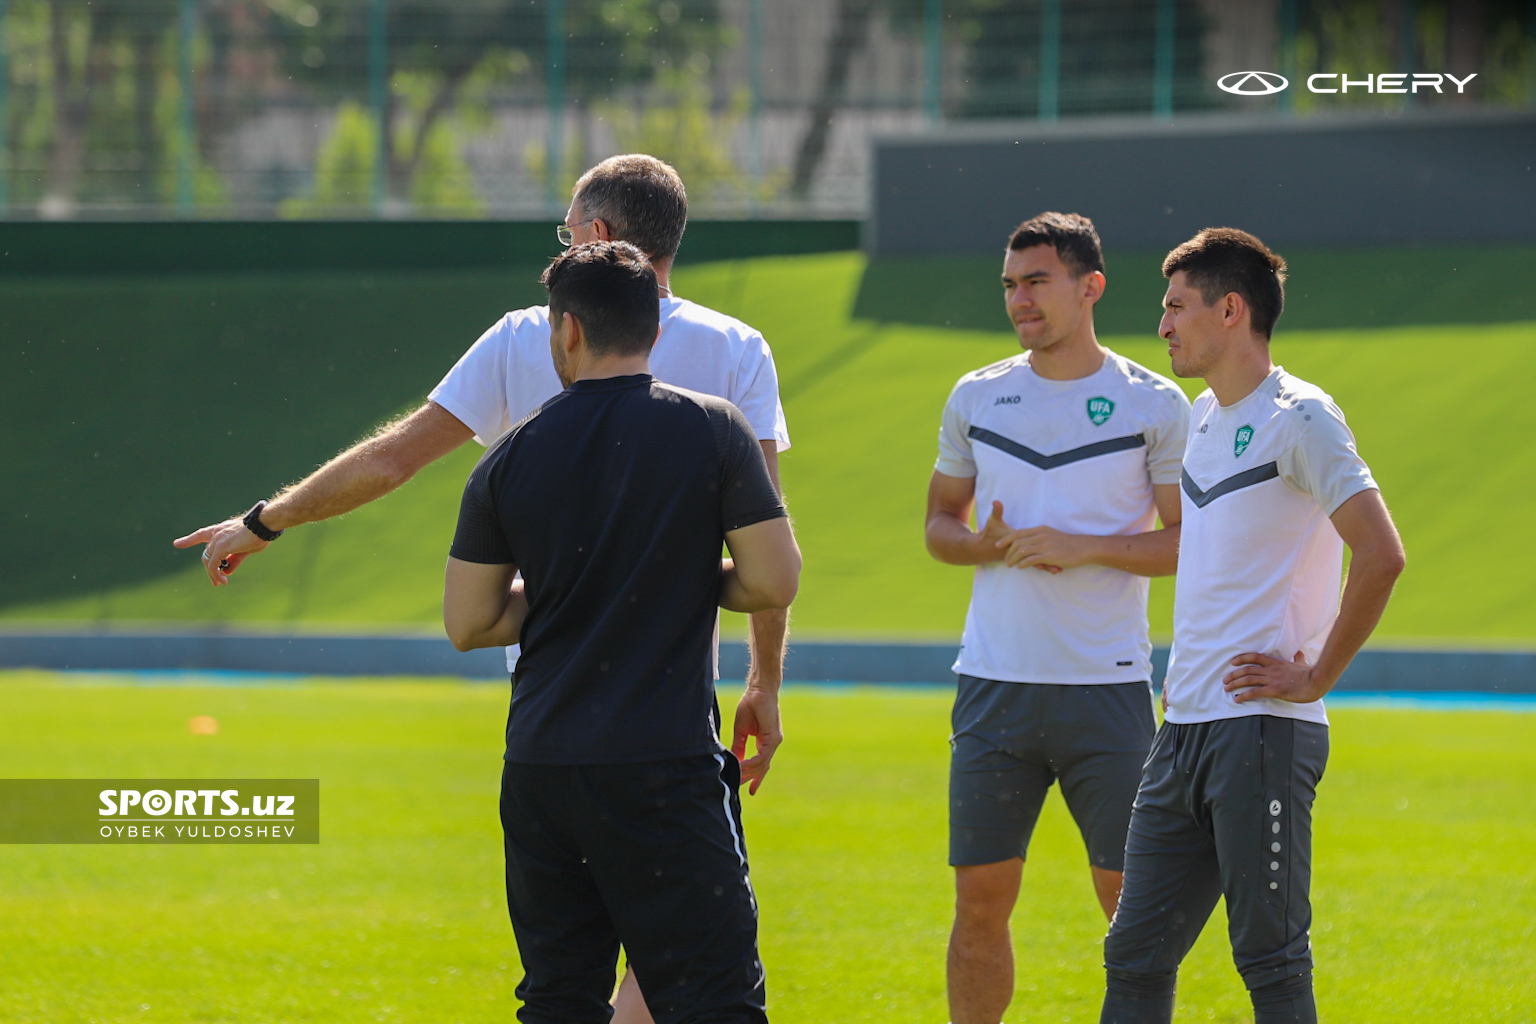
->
[1218, 71, 1477, 96]
[1218, 71, 1288, 96]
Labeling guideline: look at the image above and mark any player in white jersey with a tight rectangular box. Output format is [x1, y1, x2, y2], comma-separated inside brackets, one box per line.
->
[1099, 229, 1404, 1024]
[926, 213, 1191, 1024]
[175, 155, 791, 1024]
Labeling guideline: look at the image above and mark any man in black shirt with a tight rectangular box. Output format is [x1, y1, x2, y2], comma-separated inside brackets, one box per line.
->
[444, 241, 800, 1024]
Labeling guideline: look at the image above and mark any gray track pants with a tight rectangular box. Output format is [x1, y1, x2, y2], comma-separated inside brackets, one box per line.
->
[1103, 715, 1329, 990]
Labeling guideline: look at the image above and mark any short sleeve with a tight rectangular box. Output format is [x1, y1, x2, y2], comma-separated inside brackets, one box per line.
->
[730, 331, 792, 452]
[718, 403, 787, 532]
[1144, 385, 1194, 485]
[449, 465, 516, 565]
[429, 315, 515, 446]
[935, 383, 976, 478]
[1278, 398, 1379, 515]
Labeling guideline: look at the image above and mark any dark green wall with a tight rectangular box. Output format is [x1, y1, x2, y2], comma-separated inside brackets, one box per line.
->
[0, 220, 859, 611]
[6, 231, 1530, 613]
[0, 219, 861, 276]
[2, 268, 543, 608]
[854, 243, 1536, 334]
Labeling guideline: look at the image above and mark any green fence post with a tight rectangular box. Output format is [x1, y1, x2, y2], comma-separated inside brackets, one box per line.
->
[546, 0, 566, 212]
[748, 0, 763, 211]
[1153, 0, 1175, 118]
[0, 0, 9, 214]
[923, 0, 942, 123]
[1529, 0, 1536, 107]
[177, 0, 197, 214]
[1039, 0, 1060, 121]
[1278, 0, 1297, 113]
[369, 0, 388, 213]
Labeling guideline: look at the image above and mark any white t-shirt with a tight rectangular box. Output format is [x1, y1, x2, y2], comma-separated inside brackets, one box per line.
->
[429, 295, 791, 672]
[1164, 367, 1378, 726]
[936, 350, 1192, 684]
[430, 297, 790, 449]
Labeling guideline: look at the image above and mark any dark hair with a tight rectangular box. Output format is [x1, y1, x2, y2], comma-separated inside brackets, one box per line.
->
[1007, 211, 1105, 278]
[1162, 228, 1288, 339]
[571, 154, 689, 262]
[541, 241, 660, 357]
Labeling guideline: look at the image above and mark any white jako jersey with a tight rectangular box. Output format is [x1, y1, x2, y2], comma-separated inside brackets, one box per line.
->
[937, 351, 1192, 684]
[1165, 367, 1377, 726]
[429, 296, 791, 673]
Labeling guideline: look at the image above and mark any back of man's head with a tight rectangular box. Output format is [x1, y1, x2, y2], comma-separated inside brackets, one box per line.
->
[571, 154, 689, 262]
[541, 241, 660, 358]
[1008, 211, 1105, 278]
[1162, 228, 1287, 339]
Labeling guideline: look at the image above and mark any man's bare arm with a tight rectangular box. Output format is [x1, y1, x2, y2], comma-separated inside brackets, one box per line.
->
[926, 471, 1014, 565]
[722, 511, 801, 796]
[443, 559, 528, 652]
[262, 401, 475, 529]
[720, 517, 800, 614]
[1224, 489, 1406, 703]
[742, 444, 789, 796]
[746, 442, 789, 690]
[1000, 483, 1184, 577]
[174, 401, 474, 586]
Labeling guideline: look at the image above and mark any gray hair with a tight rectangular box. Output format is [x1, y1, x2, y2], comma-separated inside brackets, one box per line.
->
[571, 154, 689, 262]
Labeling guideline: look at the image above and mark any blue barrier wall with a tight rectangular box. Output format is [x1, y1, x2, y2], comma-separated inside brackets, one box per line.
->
[2, 631, 1532, 693]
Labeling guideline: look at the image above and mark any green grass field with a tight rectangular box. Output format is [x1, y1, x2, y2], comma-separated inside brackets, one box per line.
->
[8, 250, 1536, 644]
[2, 670, 1532, 1023]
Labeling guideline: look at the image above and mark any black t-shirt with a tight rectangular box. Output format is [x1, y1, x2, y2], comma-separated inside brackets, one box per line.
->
[450, 374, 786, 765]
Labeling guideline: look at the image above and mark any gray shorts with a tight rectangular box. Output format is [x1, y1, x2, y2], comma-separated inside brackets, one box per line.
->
[949, 675, 1156, 871]
[1104, 716, 1329, 991]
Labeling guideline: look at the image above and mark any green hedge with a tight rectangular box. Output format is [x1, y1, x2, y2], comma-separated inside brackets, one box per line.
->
[0, 219, 861, 276]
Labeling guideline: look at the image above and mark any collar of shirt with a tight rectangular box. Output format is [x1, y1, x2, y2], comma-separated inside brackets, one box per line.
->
[1213, 365, 1286, 413]
[567, 373, 654, 393]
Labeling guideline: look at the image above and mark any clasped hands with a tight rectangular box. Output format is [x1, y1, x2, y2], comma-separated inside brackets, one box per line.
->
[979, 500, 1094, 574]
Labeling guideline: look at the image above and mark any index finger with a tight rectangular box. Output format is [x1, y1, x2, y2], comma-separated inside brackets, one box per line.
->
[730, 720, 751, 762]
[739, 752, 775, 795]
[173, 525, 217, 548]
[1003, 541, 1039, 566]
[1231, 684, 1275, 703]
[1228, 652, 1275, 667]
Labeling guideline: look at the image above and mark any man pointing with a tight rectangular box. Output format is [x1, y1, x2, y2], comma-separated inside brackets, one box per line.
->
[175, 154, 791, 1023]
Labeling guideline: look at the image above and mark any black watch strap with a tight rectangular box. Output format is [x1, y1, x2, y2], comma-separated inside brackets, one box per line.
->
[243, 501, 284, 542]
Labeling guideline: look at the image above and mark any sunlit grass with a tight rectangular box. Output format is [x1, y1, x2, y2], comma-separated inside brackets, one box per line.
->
[1, 671, 1532, 1022]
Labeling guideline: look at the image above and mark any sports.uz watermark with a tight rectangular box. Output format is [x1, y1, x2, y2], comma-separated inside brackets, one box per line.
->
[0, 779, 319, 844]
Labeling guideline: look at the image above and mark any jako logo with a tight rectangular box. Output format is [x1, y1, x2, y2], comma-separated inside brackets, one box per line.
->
[1218, 71, 1288, 96]
[1218, 71, 1477, 96]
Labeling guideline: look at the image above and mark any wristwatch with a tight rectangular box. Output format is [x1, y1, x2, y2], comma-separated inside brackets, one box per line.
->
[243, 500, 284, 542]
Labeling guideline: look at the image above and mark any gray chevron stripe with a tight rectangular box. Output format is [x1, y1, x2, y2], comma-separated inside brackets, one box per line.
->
[967, 426, 1146, 469]
[1181, 462, 1280, 508]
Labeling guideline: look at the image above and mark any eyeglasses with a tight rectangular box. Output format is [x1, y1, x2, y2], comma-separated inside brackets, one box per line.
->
[557, 218, 595, 247]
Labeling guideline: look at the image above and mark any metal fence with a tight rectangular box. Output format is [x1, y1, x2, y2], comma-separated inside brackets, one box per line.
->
[1, 0, 1532, 220]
